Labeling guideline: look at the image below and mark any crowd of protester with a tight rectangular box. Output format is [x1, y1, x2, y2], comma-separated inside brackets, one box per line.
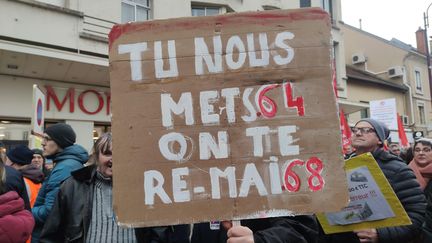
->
[0, 119, 431, 243]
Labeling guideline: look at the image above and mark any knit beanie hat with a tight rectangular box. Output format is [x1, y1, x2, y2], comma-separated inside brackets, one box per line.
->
[356, 118, 390, 146]
[45, 123, 76, 148]
[7, 145, 34, 165]
[32, 149, 46, 162]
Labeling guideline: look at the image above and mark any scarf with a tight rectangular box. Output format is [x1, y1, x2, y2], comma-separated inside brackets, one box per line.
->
[409, 159, 432, 190]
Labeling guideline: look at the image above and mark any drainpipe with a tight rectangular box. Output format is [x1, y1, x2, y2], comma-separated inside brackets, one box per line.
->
[402, 54, 416, 126]
[364, 61, 388, 75]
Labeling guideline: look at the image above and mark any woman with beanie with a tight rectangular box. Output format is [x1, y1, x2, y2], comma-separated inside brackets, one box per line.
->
[5, 145, 44, 207]
[31, 123, 89, 243]
[40, 133, 190, 243]
[0, 161, 35, 243]
[409, 138, 432, 242]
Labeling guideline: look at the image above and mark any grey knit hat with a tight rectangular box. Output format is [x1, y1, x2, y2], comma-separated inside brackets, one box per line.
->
[356, 118, 390, 145]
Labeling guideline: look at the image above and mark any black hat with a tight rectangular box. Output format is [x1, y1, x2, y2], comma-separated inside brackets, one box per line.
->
[7, 145, 34, 165]
[45, 123, 76, 148]
[32, 149, 45, 162]
[356, 118, 390, 146]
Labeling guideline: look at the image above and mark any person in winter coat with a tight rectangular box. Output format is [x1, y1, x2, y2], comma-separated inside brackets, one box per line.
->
[40, 133, 190, 243]
[424, 186, 432, 243]
[32, 123, 89, 243]
[4, 164, 31, 210]
[0, 162, 35, 243]
[408, 138, 432, 242]
[5, 145, 44, 207]
[32, 149, 51, 178]
[192, 215, 318, 243]
[320, 118, 426, 243]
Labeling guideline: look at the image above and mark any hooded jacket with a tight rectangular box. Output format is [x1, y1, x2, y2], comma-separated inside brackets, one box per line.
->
[32, 144, 88, 243]
[0, 191, 35, 243]
[320, 149, 426, 243]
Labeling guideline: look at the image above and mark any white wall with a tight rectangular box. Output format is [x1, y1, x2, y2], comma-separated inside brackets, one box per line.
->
[0, 75, 110, 122]
[66, 120, 94, 152]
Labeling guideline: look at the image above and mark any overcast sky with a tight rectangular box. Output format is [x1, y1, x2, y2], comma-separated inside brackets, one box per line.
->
[341, 0, 432, 48]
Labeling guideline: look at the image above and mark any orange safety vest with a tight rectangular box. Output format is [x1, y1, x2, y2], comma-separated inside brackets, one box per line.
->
[23, 177, 42, 208]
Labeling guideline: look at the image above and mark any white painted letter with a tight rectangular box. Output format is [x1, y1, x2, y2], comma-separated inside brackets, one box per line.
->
[199, 131, 229, 160]
[278, 126, 299, 156]
[154, 40, 179, 78]
[269, 162, 282, 194]
[118, 42, 148, 81]
[161, 92, 194, 128]
[241, 88, 257, 122]
[247, 33, 269, 67]
[195, 36, 223, 75]
[210, 166, 237, 199]
[200, 90, 219, 125]
[225, 35, 246, 70]
[239, 163, 267, 197]
[273, 32, 295, 65]
[246, 126, 270, 157]
[144, 170, 172, 205]
[221, 88, 240, 123]
[159, 132, 188, 161]
[172, 167, 190, 203]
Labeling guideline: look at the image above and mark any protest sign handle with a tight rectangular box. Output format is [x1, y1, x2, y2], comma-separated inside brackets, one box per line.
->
[232, 220, 241, 226]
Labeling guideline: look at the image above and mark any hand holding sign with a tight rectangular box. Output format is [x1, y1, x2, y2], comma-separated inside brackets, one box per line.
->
[227, 226, 254, 243]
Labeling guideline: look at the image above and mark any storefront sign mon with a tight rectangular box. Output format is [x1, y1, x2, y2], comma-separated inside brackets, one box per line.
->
[45, 85, 110, 115]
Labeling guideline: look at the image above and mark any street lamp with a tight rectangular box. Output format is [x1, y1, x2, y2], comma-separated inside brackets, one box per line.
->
[424, 2, 432, 99]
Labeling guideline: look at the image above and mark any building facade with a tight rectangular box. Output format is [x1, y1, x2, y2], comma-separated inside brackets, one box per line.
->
[0, 0, 342, 152]
[340, 23, 432, 142]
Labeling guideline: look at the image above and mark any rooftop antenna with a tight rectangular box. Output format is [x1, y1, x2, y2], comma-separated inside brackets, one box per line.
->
[359, 18, 362, 30]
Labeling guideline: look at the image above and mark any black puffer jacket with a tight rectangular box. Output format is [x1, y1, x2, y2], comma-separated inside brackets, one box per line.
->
[192, 215, 318, 243]
[39, 165, 190, 243]
[321, 149, 426, 243]
[422, 181, 432, 243]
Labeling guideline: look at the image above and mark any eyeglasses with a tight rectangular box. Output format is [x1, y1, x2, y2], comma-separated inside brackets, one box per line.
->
[414, 147, 432, 153]
[351, 127, 376, 134]
[42, 136, 52, 142]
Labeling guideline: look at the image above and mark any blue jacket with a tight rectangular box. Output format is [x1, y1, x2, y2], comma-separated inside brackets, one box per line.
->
[32, 144, 88, 243]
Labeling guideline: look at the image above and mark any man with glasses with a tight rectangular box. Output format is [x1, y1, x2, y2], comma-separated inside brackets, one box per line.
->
[31, 123, 89, 243]
[321, 118, 426, 243]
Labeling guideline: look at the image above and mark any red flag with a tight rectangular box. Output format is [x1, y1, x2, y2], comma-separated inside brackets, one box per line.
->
[397, 113, 409, 148]
[340, 109, 352, 154]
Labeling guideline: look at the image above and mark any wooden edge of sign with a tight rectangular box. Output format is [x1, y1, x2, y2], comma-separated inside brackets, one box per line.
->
[108, 7, 330, 52]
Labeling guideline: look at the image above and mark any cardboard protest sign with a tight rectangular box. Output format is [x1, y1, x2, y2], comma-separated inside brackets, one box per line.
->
[109, 8, 348, 227]
[317, 153, 411, 234]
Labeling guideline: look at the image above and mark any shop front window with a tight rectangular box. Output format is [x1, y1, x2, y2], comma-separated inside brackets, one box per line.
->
[93, 124, 111, 142]
[0, 120, 31, 162]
